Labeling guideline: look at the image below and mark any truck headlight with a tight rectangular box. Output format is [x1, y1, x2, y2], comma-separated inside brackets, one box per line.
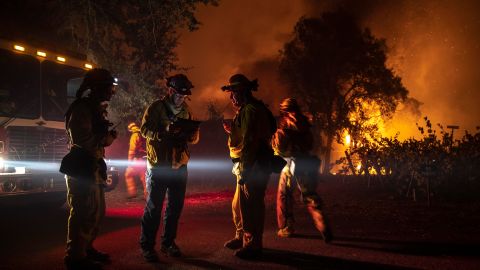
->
[0, 156, 4, 172]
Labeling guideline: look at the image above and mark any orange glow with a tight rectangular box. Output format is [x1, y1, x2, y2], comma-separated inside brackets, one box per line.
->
[84, 63, 93, 69]
[356, 162, 362, 171]
[56, 56, 66, 62]
[36, 51, 46, 57]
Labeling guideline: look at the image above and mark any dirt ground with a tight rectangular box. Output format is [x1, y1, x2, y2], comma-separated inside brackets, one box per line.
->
[1, 171, 479, 270]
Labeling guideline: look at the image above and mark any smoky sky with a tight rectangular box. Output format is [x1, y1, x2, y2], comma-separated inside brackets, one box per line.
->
[177, 0, 480, 137]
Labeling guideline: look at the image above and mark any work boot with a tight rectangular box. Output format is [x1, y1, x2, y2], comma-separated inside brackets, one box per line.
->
[142, 248, 160, 262]
[64, 256, 102, 270]
[161, 242, 182, 257]
[321, 226, 333, 244]
[277, 226, 294, 238]
[233, 247, 262, 260]
[86, 248, 110, 263]
[224, 237, 243, 250]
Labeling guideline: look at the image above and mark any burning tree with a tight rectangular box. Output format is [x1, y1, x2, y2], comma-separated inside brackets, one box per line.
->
[336, 117, 480, 203]
[279, 10, 409, 173]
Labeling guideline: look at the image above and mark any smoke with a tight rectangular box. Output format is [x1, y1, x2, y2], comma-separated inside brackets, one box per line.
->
[178, 0, 480, 137]
[176, 0, 305, 119]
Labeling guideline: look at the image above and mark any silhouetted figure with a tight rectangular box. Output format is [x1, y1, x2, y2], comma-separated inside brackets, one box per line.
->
[62, 68, 118, 270]
[221, 74, 277, 259]
[272, 98, 332, 242]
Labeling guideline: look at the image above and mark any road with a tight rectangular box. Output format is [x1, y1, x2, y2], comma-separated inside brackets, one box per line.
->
[1, 172, 479, 270]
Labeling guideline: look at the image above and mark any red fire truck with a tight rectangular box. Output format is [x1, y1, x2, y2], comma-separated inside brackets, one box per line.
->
[0, 39, 118, 206]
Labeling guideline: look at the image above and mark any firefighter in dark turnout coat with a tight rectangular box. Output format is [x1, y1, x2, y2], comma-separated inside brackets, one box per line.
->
[222, 74, 276, 259]
[63, 68, 117, 269]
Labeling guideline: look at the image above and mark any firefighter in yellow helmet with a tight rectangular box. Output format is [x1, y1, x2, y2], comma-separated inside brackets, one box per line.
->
[124, 122, 147, 199]
[272, 98, 333, 242]
[221, 74, 277, 259]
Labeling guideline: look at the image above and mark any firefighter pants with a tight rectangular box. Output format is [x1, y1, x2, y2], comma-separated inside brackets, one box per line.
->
[140, 165, 187, 250]
[125, 164, 146, 198]
[65, 176, 105, 260]
[276, 160, 330, 233]
[231, 168, 270, 249]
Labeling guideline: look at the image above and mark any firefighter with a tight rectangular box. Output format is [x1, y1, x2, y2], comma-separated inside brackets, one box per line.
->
[63, 68, 117, 269]
[272, 98, 333, 242]
[124, 122, 147, 199]
[139, 74, 200, 262]
[221, 74, 277, 259]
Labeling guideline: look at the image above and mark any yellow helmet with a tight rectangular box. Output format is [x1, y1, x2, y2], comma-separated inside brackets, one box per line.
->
[128, 122, 140, 132]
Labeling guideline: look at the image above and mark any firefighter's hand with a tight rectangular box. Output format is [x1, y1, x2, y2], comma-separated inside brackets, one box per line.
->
[238, 169, 252, 185]
[237, 176, 247, 185]
[104, 130, 117, 146]
[223, 120, 232, 134]
[166, 122, 182, 134]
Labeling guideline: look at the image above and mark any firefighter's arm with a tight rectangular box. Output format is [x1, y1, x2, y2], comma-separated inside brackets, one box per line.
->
[68, 104, 99, 152]
[102, 129, 117, 147]
[272, 129, 289, 157]
[186, 112, 200, 144]
[127, 133, 139, 161]
[238, 105, 260, 176]
[141, 101, 169, 141]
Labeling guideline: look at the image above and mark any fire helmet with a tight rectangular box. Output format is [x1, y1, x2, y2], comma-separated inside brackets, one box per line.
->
[128, 122, 140, 133]
[221, 74, 258, 92]
[166, 74, 193, 95]
[76, 68, 117, 98]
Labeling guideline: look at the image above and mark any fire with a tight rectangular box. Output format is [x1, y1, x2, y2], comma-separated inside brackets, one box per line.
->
[356, 162, 362, 171]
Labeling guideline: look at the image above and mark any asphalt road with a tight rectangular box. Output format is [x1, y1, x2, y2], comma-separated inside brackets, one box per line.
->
[0, 173, 479, 270]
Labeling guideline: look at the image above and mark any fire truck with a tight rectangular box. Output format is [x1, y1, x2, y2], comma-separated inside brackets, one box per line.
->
[0, 39, 118, 206]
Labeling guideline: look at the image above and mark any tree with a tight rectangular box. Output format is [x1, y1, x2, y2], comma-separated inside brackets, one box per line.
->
[59, 0, 218, 127]
[0, 0, 218, 128]
[279, 10, 409, 173]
